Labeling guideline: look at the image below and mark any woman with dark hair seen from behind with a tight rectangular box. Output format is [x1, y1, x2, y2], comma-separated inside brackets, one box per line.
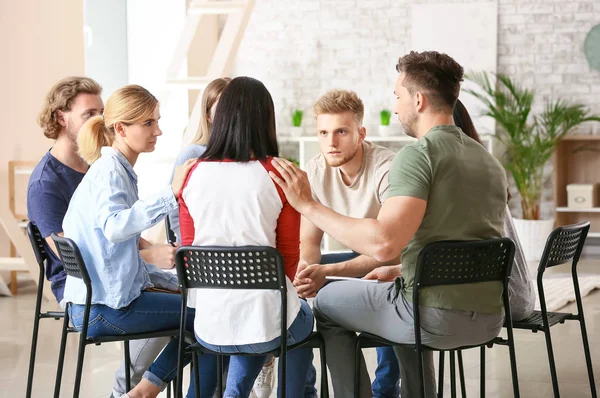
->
[453, 98, 535, 321]
[178, 76, 314, 397]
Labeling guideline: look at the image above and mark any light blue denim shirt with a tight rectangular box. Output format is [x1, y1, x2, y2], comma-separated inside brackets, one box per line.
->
[62, 147, 179, 309]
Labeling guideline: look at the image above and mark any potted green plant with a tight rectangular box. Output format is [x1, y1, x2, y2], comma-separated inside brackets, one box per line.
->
[379, 109, 393, 136]
[466, 71, 600, 261]
[291, 109, 304, 137]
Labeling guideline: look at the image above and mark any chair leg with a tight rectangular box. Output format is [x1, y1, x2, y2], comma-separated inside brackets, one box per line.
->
[124, 340, 131, 391]
[542, 329, 560, 398]
[217, 354, 224, 398]
[166, 382, 171, 398]
[480, 346, 485, 398]
[457, 351, 466, 398]
[26, 313, 42, 398]
[354, 338, 362, 398]
[280, 351, 287, 398]
[577, 317, 597, 398]
[53, 313, 70, 398]
[318, 337, 330, 398]
[73, 334, 88, 398]
[438, 351, 445, 398]
[417, 347, 426, 398]
[450, 351, 457, 398]
[192, 352, 200, 398]
[506, 330, 520, 398]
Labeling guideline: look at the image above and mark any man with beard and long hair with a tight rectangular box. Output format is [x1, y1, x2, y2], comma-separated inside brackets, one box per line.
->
[295, 89, 401, 398]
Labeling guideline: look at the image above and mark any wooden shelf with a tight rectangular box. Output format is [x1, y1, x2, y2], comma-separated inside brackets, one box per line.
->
[554, 136, 600, 239]
[556, 207, 600, 213]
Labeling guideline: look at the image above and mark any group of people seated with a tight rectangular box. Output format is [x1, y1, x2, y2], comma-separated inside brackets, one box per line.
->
[27, 50, 536, 398]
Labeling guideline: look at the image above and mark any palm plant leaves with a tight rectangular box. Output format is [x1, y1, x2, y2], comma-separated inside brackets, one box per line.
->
[465, 72, 600, 220]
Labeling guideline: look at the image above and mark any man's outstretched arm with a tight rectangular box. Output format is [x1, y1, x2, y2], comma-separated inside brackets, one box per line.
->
[270, 158, 426, 262]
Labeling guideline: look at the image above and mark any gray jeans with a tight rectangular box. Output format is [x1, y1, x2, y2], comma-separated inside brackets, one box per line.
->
[112, 337, 171, 396]
[313, 278, 504, 398]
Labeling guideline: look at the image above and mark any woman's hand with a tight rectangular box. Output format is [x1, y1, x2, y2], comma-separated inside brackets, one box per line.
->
[171, 159, 197, 197]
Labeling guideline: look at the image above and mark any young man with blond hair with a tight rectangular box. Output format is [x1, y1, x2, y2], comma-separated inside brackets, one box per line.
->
[27, 77, 179, 398]
[297, 89, 401, 398]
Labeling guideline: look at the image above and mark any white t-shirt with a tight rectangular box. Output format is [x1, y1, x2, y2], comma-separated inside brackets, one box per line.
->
[306, 141, 395, 249]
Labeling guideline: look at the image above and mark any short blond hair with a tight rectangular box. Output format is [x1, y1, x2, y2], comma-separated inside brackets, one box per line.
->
[313, 89, 364, 125]
[78, 85, 157, 163]
[38, 77, 102, 140]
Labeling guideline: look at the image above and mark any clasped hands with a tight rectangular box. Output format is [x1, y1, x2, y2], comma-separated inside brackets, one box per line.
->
[293, 262, 403, 298]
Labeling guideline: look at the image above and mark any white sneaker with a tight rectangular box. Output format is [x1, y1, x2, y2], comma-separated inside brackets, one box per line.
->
[251, 358, 276, 398]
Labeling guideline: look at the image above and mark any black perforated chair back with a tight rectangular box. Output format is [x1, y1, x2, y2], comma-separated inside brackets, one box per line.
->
[414, 238, 515, 290]
[165, 215, 177, 245]
[51, 234, 92, 288]
[539, 221, 590, 270]
[175, 246, 284, 291]
[27, 222, 47, 267]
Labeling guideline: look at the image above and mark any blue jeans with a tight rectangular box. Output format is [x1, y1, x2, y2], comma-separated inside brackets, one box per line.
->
[196, 300, 314, 398]
[304, 252, 401, 398]
[69, 291, 218, 398]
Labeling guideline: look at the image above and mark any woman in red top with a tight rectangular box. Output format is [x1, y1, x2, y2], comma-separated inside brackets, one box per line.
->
[178, 76, 314, 397]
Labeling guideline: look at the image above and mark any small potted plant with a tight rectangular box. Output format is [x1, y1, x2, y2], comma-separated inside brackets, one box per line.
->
[379, 109, 392, 136]
[290, 110, 304, 137]
[467, 71, 600, 261]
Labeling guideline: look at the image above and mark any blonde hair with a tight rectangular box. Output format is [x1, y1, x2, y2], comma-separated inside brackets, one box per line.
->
[78, 85, 158, 164]
[313, 89, 364, 125]
[38, 77, 102, 139]
[192, 77, 231, 145]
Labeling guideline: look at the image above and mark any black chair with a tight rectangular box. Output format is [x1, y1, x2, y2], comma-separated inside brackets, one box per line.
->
[25, 223, 76, 398]
[509, 221, 595, 398]
[174, 246, 330, 398]
[354, 238, 519, 398]
[51, 233, 181, 398]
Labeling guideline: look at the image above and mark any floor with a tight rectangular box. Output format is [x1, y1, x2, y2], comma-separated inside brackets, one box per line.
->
[1, 259, 599, 398]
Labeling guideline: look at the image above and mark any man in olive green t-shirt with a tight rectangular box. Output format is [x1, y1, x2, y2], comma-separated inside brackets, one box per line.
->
[270, 51, 508, 397]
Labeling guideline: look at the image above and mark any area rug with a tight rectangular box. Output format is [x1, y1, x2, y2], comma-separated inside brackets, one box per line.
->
[534, 273, 600, 311]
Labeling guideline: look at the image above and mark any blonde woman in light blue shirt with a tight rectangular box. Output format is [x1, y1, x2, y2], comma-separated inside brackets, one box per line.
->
[62, 85, 219, 398]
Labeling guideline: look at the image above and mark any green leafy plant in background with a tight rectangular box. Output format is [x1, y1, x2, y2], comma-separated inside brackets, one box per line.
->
[466, 71, 600, 220]
[292, 110, 303, 127]
[380, 109, 391, 126]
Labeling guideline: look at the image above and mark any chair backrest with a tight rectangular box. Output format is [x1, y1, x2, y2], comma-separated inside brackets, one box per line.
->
[412, 238, 516, 354]
[27, 222, 47, 267]
[538, 221, 590, 271]
[174, 245, 289, 359]
[414, 238, 516, 292]
[165, 215, 177, 245]
[51, 233, 92, 289]
[175, 246, 285, 291]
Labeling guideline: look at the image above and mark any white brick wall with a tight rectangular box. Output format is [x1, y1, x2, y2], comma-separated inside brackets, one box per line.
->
[233, 0, 600, 219]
